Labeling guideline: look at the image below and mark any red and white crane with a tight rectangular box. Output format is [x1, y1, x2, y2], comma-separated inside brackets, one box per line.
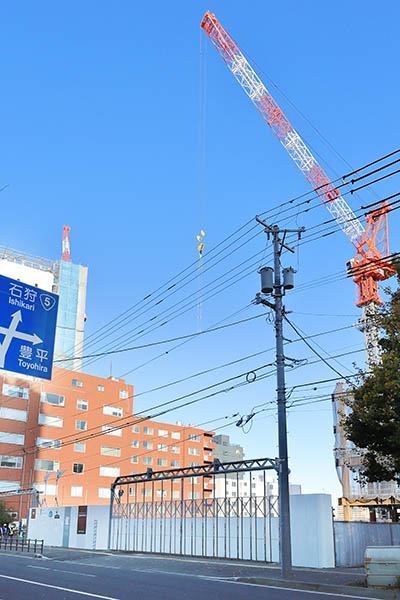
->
[201, 11, 394, 370]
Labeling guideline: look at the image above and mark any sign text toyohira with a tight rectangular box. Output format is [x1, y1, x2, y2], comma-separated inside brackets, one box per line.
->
[0, 273, 59, 380]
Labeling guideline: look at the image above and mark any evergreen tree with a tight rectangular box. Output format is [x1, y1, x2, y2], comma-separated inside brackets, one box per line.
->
[0, 500, 13, 526]
[344, 261, 400, 484]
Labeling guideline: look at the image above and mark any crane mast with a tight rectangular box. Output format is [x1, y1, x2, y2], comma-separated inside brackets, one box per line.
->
[201, 11, 394, 370]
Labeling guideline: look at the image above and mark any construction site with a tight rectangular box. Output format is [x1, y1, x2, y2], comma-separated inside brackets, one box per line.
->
[0, 4, 399, 596]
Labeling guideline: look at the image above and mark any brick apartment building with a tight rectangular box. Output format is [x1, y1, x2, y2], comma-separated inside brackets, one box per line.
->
[0, 367, 215, 520]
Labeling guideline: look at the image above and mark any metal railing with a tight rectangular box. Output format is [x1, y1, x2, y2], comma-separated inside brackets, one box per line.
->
[0, 537, 44, 554]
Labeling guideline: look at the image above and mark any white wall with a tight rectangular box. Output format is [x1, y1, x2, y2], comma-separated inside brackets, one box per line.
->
[0, 260, 55, 291]
[28, 505, 109, 551]
[28, 494, 335, 568]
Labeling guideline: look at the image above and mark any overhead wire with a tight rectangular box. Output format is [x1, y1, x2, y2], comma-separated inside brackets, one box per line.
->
[47, 150, 400, 386]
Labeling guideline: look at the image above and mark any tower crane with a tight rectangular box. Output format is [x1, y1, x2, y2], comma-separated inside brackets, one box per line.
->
[201, 11, 394, 371]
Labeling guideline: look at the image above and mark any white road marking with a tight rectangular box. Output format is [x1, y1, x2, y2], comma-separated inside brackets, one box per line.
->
[29, 565, 95, 577]
[54, 561, 121, 570]
[210, 579, 384, 599]
[106, 568, 377, 599]
[0, 574, 117, 599]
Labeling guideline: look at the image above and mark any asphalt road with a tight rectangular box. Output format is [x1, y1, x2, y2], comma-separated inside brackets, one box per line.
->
[0, 550, 383, 600]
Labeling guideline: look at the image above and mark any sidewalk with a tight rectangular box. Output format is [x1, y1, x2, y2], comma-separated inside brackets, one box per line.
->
[232, 564, 400, 599]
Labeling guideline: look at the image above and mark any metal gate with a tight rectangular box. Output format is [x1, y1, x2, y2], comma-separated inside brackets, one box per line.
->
[108, 457, 279, 562]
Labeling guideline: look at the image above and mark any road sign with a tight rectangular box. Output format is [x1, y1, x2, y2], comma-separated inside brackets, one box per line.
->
[0, 273, 58, 380]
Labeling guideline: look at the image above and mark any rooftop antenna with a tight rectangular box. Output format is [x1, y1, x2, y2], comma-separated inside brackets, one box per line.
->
[62, 225, 71, 261]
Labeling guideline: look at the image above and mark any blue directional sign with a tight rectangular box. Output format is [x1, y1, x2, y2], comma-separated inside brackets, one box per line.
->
[0, 273, 59, 380]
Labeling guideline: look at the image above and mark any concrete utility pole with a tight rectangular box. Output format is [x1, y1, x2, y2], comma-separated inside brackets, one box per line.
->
[254, 216, 304, 578]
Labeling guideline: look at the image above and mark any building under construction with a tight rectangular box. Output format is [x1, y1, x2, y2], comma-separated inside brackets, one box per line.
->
[0, 228, 87, 371]
[332, 382, 400, 522]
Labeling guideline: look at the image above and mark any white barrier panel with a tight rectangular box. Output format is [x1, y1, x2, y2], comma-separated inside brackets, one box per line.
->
[28, 494, 335, 568]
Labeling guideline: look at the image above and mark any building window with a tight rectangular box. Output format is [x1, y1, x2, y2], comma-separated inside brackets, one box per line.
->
[101, 446, 121, 457]
[0, 432, 24, 445]
[72, 379, 83, 388]
[131, 456, 138, 464]
[189, 462, 200, 467]
[129, 487, 137, 496]
[188, 434, 200, 442]
[71, 486, 83, 497]
[157, 458, 167, 467]
[132, 425, 140, 433]
[74, 442, 86, 453]
[156, 489, 167, 498]
[119, 390, 129, 399]
[103, 405, 123, 418]
[75, 420, 87, 431]
[2, 383, 29, 399]
[77, 399, 88, 411]
[0, 407, 27, 422]
[99, 466, 120, 477]
[131, 440, 139, 448]
[0, 455, 23, 469]
[142, 441, 153, 450]
[170, 460, 180, 468]
[34, 482, 56, 495]
[0, 481, 19, 493]
[188, 448, 200, 456]
[36, 437, 60, 449]
[189, 477, 200, 484]
[73, 463, 84, 474]
[39, 414, 63, 428]
[172, 490, 179, 499]
[142, 457, 152, 465]
[141, 489, 151, 497]
[40, 392, 65, 407]
[158, 444, 168, 452]
[171, 446, 180, 454]
[158, 429, 168, 438]
[171, 431, 180, 440]
[102, 425, 122, 437]
[143, 427, 154, 435]
[98, 385, 105, 392]
[34, 459, 59, 472]
[188, 491, 200, 499]
[98, 487, 111, 499]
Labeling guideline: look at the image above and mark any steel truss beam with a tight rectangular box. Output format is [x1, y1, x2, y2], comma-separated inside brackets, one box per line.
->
[112, 457, 278, 489]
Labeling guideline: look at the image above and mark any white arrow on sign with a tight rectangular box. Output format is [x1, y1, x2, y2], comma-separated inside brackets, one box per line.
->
[0, 310, 43, 368]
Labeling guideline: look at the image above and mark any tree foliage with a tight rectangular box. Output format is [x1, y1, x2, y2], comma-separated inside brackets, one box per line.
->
[344, 260, 400, 484]
[0, 500, 14, 525]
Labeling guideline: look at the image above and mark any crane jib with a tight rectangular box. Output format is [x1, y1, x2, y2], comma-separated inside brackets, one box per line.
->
[201, 10, 394, 370]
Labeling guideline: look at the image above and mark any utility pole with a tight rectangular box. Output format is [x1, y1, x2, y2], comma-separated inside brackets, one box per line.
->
[254, 216, 304, 578]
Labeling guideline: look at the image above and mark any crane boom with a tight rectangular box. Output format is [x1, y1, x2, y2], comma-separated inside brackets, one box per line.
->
[201, 12, 364, 245]
[201, 11, 395, 371]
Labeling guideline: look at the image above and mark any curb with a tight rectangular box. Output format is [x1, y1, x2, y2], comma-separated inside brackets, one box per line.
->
[232, 577, 400, 599]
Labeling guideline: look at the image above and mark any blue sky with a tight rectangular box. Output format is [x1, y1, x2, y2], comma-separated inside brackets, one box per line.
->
[1, 1, 399, 499]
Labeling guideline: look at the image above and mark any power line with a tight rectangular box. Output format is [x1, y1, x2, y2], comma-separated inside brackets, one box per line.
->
[54, 313, 267, 362]
[283, 315, 356, 386]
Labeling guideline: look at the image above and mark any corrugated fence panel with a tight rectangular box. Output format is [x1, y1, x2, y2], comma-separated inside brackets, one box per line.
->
[334, 522, 400, 567]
